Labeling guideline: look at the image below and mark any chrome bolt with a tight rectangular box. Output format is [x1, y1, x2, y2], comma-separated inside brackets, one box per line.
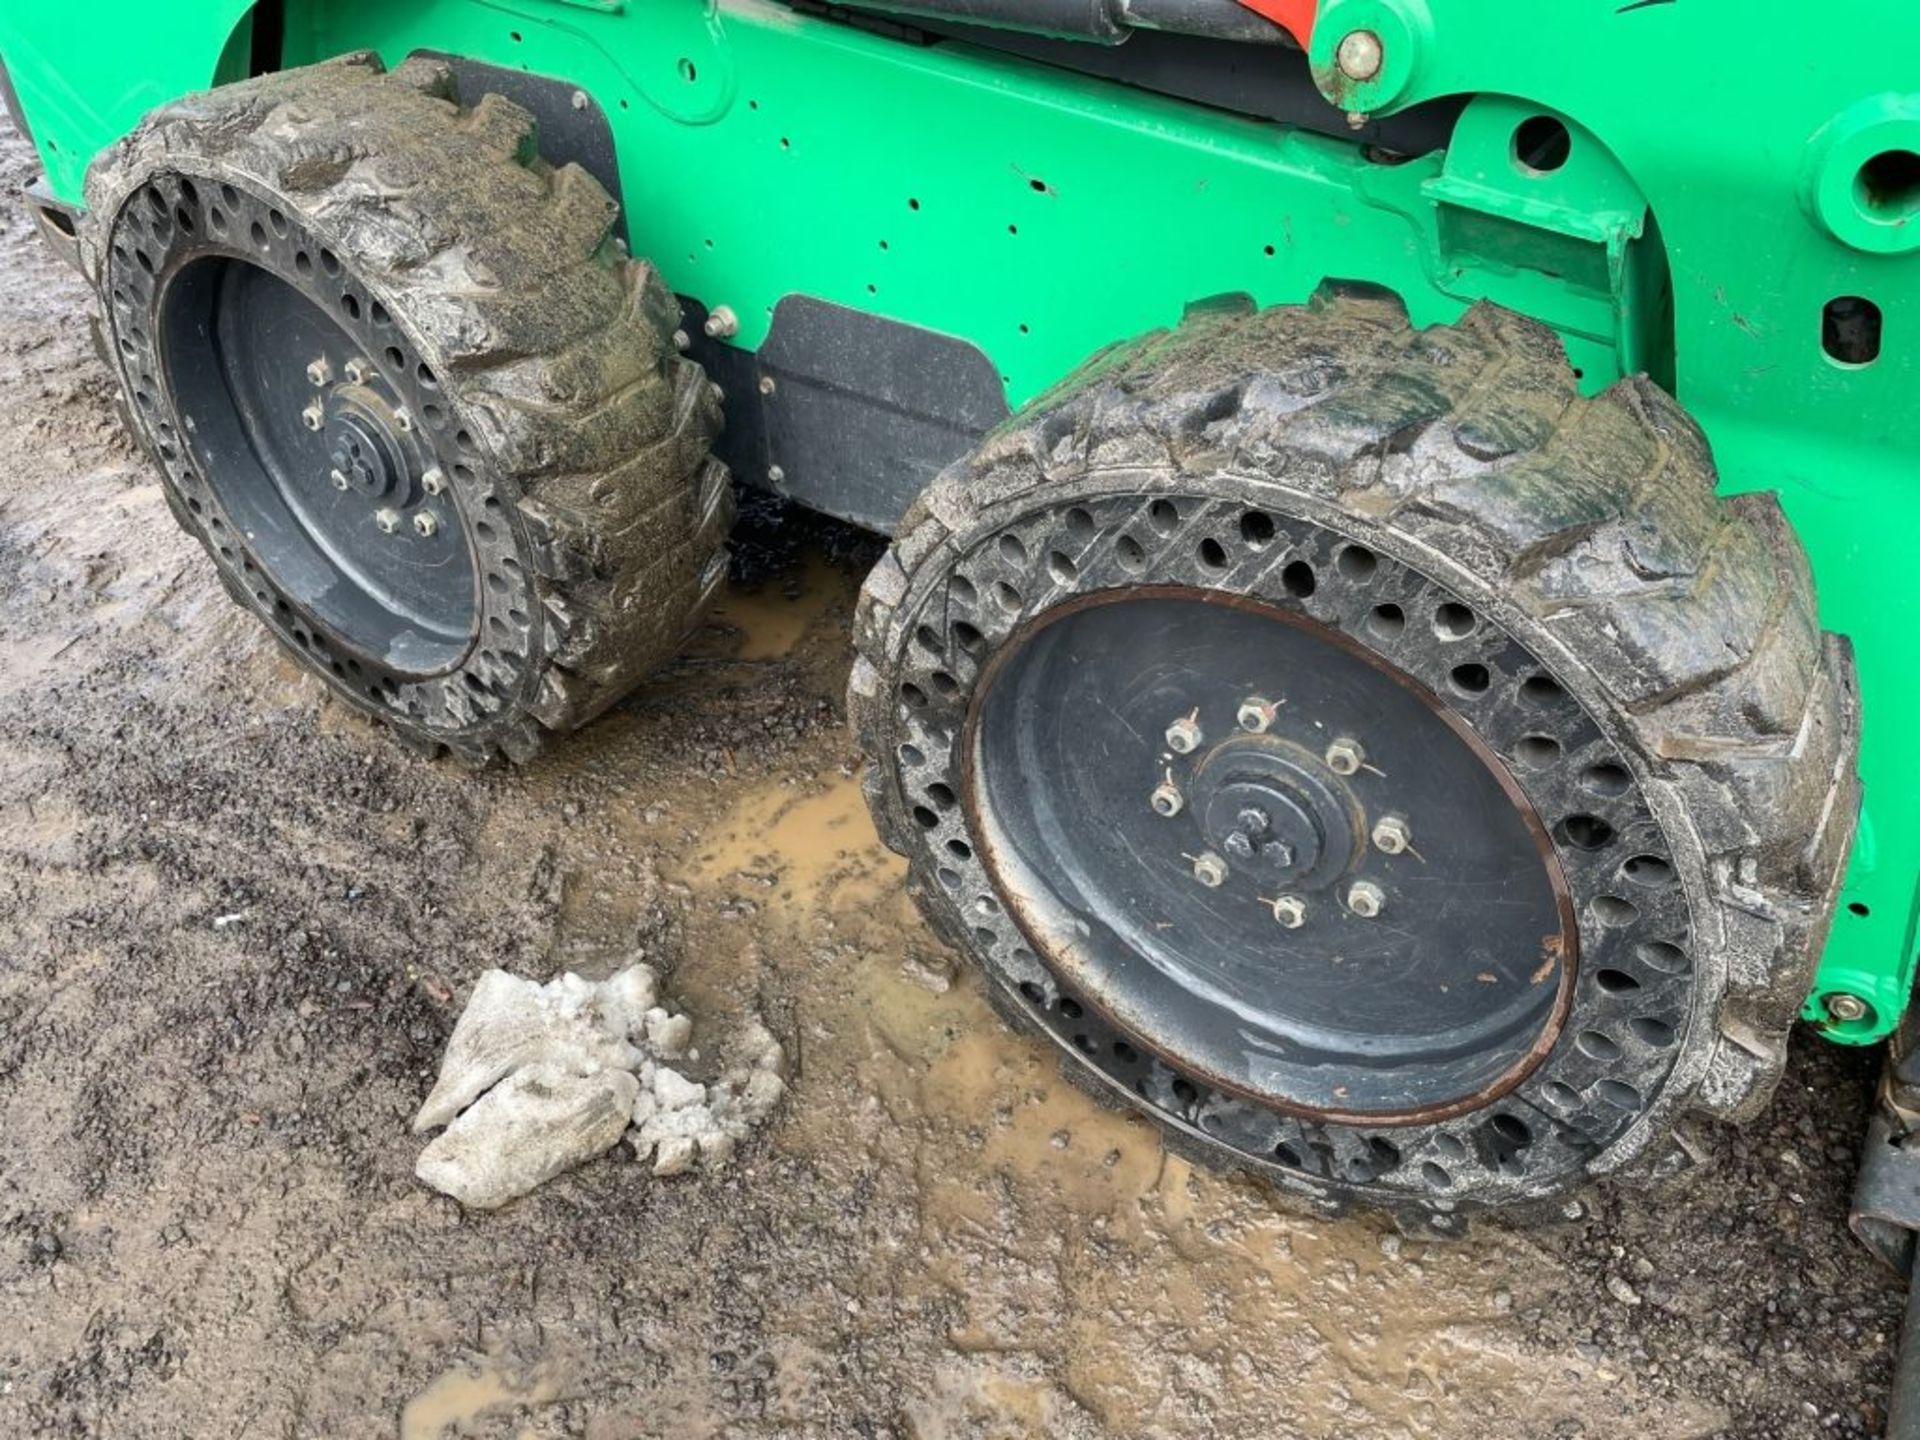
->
[1165, 714, 1203, 754]
[300, 402, 325, 432]
[759, 375, 778, 396]
[1192, 852, 1228, 888]
[343, 357, 369, 385]
[1826, 993, 1870, 1024]
[570, 89, 591, 112]
[1150, 782, 1183, 818]
[1346, 880, 1385, 918]
[1237, 696, 1274, 733]
[1326, 737, 1366, 776]
[329, 468, 350, 492]
[306, 356, 333, 386]
[1371, 815, 1411, 855]
[374, 508, 401, 535]
[393, 406, 414, 433]
[704, 304, 739, 339]
[671, 328, 691, 352]
[768, 464, 787, 485]
[1269, 895, 1307, 929]
[420, 466, 447, 497]
[1336, 29, 1385, 82]
[412, 510, 438, 539]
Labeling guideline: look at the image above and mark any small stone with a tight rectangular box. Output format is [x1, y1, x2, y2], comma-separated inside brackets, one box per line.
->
[1605, 1274, 1641, 1306]
[1379, 1233, 1403, 1259]
[652, 1135, 697, 1176]
[653, 1068, 707, 1111]
[645, 1009, 694, 1058]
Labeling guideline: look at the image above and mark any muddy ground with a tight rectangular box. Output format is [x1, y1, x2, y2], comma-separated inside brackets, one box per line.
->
[0, 115, 1904, 1439]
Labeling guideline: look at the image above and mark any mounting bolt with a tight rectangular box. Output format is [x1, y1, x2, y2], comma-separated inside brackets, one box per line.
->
[1370, 815, 1411, 855]
[671, 329, 691, 352]
[306, 356, 333, 387]
[420, 466, 447, 497]
[300, 401, 325, 432]
[1336, 29, 1385, 82]
[1826, 993, 1870, 1024]
[412, 510, 439, 539]
[1192, 852, 1228, 889]
[570, 89, 590, 112]
[1165, 714, 1203, 754]
[374, 508, 401, 535]
[329, 468, 350, 492]
[394, 406, 414, 433]
[1346, 880, 1385, 918]
[704, 305, 739, 339]
[1269, 896, 1307, 930]
[759, 375, 778, 397]
[343, 357, 369, 385]
[1237, 697, 1275, 733]
[1325, 737, 1366, 776]
[768, 464, 787, 485]
[1150, 782, 1184, 818]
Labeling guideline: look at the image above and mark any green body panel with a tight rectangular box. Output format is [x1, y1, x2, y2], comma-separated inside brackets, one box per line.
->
[0, 0, 1913, 1038]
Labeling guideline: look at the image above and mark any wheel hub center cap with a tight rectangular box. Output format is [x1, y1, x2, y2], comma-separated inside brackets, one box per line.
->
[1190, 737, 1357, 891]
[326, 398, 409, 501]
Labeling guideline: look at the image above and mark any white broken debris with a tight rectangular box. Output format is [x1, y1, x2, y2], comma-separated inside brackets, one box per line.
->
[411, 964, 786, 1210]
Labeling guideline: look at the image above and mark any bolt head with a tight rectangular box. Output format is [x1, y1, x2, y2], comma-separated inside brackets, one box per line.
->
[1336, 29, 1385, 82]
[1165, 716, 1203, 754]
[1224, 831, 1255, 861]
[393, 406, 414, 433]
[1326, 738, 1365, 776]
[1192, 852, 1228, 888]
[1371, 815, 1411, 855]
[671, 328, 691, 352]
[759, 375, 777, 397]
[1260, 839, 1296, 868]
[1237, 697, 1273, 733]
[343, 358, 368, 385]
[1236, 806, 1271, 835]
[1826, 993, 1870, 1024]
[412, 510, 439, 539]
[1346, 880, 1385, 918]
[767, 464, 786, 485]
[1150, 783, 1183, 818]
[704, 304, 739, 339]
[329, 468, 350, 492]
[1271, 896, 1307, 929]
[420, 466, 447, 497]
[374, 508, 401, 535]
[570, 89, 591, 111]
[301, 403, 325, 432]
[306, 357, 333, 386]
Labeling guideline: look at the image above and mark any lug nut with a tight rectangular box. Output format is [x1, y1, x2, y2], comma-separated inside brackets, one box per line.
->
[343, 357, 369, 385]
[1826, 993, 1870, 1024]
[1192, 852, 1228, 888]
[412, 510, 439, 538]
[1165, 714, 1203, 754]
[394, 406, 414, 433]
[1237, 697, 1274, 733]
[1336, 29, 1385, 82]
[306, 356, 333, 386]
[704, 304, 739, 339]
[1269, 896, 1307, 929]
[1150, 782, 1183, 818]
[1346, 880, 1385, 918]
[301, 402, 325, 432]
[1371, 815, 1411, 855]
[329, 468, 350, 492]
[420, 466, 447, 497]
[374, 508, 401, 535]
[1326, 737, 1366, 776]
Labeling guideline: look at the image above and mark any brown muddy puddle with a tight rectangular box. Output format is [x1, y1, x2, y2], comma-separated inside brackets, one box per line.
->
[487, 555, 1724, 1439]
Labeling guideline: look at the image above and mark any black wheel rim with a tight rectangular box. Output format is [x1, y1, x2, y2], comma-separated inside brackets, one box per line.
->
[967, 587, 1576, 1124]
[882, 490, 1697, 1217]
[156, 216, 476, 673]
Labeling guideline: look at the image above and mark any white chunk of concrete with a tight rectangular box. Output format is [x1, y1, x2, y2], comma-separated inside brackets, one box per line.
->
[415, 1064, 639, 1211]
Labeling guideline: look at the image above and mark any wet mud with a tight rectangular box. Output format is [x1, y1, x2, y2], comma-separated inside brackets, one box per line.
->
[0, 116, 1903, 1439]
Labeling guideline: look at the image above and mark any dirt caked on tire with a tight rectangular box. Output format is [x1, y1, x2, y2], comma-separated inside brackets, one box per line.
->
[86, 54, 730, 763]
[851, 291, 1860, 1231]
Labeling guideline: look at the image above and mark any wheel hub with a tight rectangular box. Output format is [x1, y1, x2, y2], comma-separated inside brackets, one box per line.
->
[1190, 738, 1354, 891]
[326, 399, 410, 502]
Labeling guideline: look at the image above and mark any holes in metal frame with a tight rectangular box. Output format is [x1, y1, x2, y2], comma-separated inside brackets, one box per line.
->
[1280, 559, 1316, 598]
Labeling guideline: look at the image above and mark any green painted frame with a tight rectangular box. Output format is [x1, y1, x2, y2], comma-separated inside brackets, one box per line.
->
[1, 0, 1913, 1039]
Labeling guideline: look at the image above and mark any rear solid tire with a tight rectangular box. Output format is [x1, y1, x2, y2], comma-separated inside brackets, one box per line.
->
[87, 53, 731, 763]
[851, 291, 1859, 1231]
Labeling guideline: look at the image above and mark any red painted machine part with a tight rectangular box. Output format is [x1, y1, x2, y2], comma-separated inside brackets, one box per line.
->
[1233, 0, 1316, 48]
